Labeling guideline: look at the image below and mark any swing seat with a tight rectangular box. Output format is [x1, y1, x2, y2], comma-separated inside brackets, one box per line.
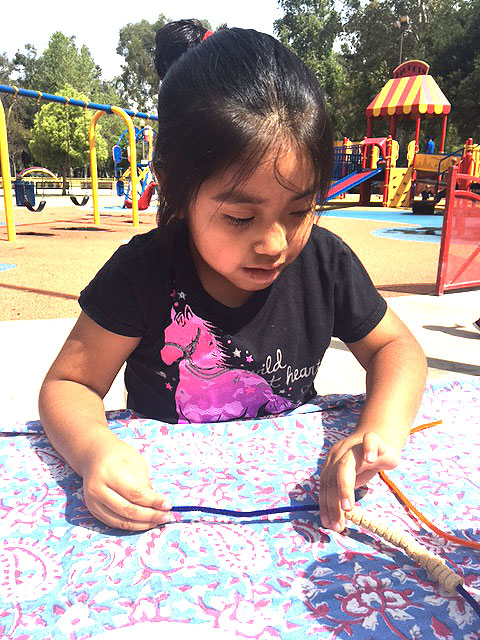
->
[70, 195, 90, 207]
[23, 198, 46, 213]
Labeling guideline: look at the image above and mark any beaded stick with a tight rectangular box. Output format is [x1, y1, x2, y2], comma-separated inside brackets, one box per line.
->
[344, 506, 463, 595]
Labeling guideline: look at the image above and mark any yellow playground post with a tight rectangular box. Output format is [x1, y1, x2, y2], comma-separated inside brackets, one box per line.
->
[0, 99, 15, 241]
[89, 106, 139, 227]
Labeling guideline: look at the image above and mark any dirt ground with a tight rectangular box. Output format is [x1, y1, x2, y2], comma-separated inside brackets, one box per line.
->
[0, 198, 441, 321]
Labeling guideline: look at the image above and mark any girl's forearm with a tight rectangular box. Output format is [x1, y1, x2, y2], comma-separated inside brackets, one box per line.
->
[38, 378, 121, 477]
[354, 336, 428, 450]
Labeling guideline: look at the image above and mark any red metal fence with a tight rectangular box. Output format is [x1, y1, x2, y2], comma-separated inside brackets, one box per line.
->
[436, 165, 480, 294]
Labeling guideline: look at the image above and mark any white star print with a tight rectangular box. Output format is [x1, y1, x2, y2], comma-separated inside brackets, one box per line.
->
[233, 348, 241, 357]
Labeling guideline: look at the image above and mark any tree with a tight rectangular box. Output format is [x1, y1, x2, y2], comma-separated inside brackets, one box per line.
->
[12, 44, 39, 88]
[0, 52, 31, 172]
[274, 0, 348, 136]
[32, 32, 102, 97]
[339, 0, 473, 144]
[9, 34, 126, 174]
[115, 15, 212, 112]
[116, 15, 169, 112]
[424, 0, 480, 142]
[29, 84, 108, 192]
[0, 52, 13, 84]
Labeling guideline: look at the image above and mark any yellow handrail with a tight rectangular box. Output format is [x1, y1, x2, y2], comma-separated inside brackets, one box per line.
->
[18, 167, 62, 183]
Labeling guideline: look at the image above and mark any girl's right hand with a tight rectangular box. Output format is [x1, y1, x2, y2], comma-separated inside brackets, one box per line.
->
[81, 439, 174, 531]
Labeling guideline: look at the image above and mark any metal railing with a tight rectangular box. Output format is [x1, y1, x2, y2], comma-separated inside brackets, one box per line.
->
[332, 144, 365, 180]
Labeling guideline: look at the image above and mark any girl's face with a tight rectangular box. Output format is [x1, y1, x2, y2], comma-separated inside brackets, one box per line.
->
[187, 147, 317, 307]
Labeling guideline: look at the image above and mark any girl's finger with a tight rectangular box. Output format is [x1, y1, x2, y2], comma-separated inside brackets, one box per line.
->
[355, 469, 381, 488]
[107, 475, 172, 512]
[318, 472, 334, 529]
[362, 431, 380, 463]
[86, 483, 173, 527]
[88, 497, 175, 531]
[336, 451, 356, 513]
[326, 452, 353, 532]
[104, 485, 173, 522]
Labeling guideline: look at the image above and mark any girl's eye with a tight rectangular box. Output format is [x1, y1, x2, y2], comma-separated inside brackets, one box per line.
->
[223, 215, 254, 227]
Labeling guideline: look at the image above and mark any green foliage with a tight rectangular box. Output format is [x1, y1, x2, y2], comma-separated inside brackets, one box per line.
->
[0, 52, 31, 171]
[274, 0, 345, 134]
[116, 15, 169, 112]
[12, 44, 39, 88]
[115, 15, 213, 112]
[275, 0, 341, 60]
[8, 34, 128, 175]
[337, 0, 477, 142]
[0, 52, 14, 84]
[29, 85, 107, 179]
[424, 0, 480, 141]
[32, 32, 101, 96]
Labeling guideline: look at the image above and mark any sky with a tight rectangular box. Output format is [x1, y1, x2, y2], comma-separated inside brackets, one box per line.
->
[2, 0, 283, 81]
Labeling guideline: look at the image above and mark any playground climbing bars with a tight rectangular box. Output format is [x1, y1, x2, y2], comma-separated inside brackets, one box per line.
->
[0, 84, 158, 241]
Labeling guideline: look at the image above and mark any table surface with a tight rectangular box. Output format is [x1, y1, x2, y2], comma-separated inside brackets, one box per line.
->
[1, 379, 479, 639]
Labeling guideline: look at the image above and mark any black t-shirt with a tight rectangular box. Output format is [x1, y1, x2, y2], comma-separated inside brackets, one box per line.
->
[79, 224, 387, 423]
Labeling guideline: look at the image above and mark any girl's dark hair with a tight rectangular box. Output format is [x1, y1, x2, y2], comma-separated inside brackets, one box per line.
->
[153, 20, 333, 246]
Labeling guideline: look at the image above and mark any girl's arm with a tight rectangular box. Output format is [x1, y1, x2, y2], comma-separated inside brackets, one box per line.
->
[318, 306, 428, 532]
[39, 312, 173, 530]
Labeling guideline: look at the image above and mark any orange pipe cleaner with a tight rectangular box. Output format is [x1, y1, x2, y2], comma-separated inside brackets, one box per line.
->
[379, 420, 480, 550]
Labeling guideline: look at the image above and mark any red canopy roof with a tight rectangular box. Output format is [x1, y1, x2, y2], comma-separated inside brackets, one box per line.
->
[366, 61, 451, 119]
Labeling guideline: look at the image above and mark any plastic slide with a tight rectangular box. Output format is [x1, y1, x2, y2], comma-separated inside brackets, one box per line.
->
[325, 168, 383, 201]
[125, 181, 157, 210]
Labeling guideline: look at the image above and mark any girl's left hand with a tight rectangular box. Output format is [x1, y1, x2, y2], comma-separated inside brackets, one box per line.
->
[318, 431, 401, 532]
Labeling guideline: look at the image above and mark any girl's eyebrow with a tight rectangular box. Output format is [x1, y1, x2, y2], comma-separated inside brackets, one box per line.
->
[212, 188, 316, 205]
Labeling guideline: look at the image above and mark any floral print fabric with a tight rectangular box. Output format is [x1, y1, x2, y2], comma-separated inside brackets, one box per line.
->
[0, 380, 479, 639]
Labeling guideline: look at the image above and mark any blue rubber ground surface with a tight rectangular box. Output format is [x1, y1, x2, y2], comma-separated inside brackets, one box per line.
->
[324, 208, 444, 243]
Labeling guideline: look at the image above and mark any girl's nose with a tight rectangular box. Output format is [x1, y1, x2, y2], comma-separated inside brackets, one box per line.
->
[254, 222, 287, 256]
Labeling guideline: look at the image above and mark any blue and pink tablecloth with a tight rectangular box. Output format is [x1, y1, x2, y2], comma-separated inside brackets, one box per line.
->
[1, 379, 479, 639]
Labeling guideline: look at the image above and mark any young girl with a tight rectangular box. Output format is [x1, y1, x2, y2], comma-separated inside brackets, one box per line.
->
[39, 20, 427, 534]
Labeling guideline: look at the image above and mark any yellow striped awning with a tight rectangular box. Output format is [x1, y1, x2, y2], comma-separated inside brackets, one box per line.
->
[366, 74, 451, 118]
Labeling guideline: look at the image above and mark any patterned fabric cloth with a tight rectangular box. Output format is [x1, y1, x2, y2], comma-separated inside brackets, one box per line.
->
[0, 379, 479, 639]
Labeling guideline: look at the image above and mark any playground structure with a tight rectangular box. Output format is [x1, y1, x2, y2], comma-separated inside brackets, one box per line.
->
[0, 84, 158, 241]
[412, 137, 480, 213]
[11, 166, 95, 211]
[325, 61, 480, 211]
[324, 137, 392, 206]
[13, 167, 62, 212]
[112, 125, 157, 210]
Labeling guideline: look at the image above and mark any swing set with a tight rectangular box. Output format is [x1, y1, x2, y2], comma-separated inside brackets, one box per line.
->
[15, 167, 60, 212]
[14, 165, 90, 211]
[64, 98, 91, 208]
[0, 84, 158, 241]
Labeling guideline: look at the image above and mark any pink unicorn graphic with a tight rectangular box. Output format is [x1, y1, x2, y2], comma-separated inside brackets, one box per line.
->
[160, 305, 293, 423]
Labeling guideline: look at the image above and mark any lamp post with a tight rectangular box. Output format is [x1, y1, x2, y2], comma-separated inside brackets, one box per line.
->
[395, 15, 409, 65]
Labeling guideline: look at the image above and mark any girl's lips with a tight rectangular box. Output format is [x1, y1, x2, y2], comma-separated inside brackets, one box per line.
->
[242, 266, 282, 282]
